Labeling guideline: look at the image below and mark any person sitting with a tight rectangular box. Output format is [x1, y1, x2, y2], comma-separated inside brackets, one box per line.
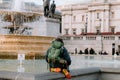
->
[45, 38, 71, 79]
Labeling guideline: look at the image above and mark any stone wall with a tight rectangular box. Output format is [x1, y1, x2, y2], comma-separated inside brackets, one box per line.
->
[100, 68, 120, 80]
[0, 67, 120, 80]
[0, 67, 100, 80]
[62, 35, 120, 55]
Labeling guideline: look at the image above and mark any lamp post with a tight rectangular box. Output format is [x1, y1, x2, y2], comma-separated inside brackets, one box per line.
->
[112, 43, 115, 55]
[85, 15, 88, 34]
[99, 19, 103, 52]
[101, 35, 103, 52]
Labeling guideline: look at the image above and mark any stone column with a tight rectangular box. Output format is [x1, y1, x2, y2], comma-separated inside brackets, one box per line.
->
[92, 10, 95, 32]
[70, 13, 72, 35]
[104, 9, 110, 32]
[88, 11, 92, 33]
[101, 10, 104, 32]
[91, 11, 93, 32]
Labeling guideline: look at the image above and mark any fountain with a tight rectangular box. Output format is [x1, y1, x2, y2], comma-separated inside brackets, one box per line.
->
[0, 1, 120, 80]
[0, 0, 61, 59]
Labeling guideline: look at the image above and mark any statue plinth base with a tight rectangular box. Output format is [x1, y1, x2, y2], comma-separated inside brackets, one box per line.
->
[32, 16, 61, 37]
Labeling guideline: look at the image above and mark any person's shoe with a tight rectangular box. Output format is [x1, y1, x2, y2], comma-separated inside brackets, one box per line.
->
[62, 69, 71, 79]
[50, 68, 61, 72]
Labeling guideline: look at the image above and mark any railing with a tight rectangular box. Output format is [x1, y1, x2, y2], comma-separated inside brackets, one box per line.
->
[62, 35, 118, 41]
[86, 36, 96, 40]
[61, 35, 120, 55]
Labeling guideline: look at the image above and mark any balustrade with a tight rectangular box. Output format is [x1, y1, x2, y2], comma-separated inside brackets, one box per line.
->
[63, 35, 118, 41]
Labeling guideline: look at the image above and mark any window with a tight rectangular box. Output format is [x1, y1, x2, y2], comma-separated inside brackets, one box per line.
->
[111, 12, 114, 18]
[111, 27, 115, 33]
[96, 30, 100, 35]
[72, 28, 76, 35]
[81, 29, 84, 34]
[82, 15, 84, 21]
[73, 16, 76, 22]
[65, 29, 69, 35]
[97, 13, 99, 19]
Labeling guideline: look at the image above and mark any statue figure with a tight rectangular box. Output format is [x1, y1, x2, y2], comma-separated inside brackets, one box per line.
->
[49, 0, 56, 17]
[43, 0, 51, 17]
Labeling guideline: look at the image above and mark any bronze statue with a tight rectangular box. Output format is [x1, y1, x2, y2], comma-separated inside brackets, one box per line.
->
[43, 0, 51, 17]
[49, 0, 56, 17]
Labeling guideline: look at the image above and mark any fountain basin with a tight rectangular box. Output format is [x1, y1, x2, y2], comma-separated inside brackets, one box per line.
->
[0, 67, 119, 80]
[0, 34, 54, 59]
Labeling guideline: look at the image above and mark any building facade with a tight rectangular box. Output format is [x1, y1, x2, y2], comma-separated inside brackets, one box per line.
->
[61, 0, 120, 55]
[62, 0, 120, 35]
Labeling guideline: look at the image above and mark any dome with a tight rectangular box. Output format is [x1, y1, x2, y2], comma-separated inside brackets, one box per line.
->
[55, 10, 61, 15]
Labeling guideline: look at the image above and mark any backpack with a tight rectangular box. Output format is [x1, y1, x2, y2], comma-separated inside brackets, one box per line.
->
[48, 41, 63, 60]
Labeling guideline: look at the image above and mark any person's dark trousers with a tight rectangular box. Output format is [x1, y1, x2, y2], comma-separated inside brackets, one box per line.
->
[112, 48, 115, 55]
[44, 6, 49, 17]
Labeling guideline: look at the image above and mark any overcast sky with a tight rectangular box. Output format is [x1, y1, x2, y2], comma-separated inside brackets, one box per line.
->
[25, 0, 91, 6]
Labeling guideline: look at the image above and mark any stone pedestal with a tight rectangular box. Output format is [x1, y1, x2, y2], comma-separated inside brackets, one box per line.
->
[0, 16, 61, 37]
[32, 17, 61, 37]
[0, 16, 60, 59]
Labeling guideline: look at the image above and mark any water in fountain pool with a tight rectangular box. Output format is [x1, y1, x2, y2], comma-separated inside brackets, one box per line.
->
[0, 55, 120, 74]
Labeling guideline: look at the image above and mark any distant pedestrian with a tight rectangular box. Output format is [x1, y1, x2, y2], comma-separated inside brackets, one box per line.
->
[103, 51, 108, 55]
[99, 50, 104, 55]
[89, 48, 95, 55]
[75, 48, 77, 54]
[79, 50, 83, 54]
[84, 48, 89, 54]
[116, 50, 119, 55]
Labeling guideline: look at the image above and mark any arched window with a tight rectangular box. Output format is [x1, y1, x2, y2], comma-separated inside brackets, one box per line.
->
[64, 29, 69, 35]
[82, 15, 84, 21]
[97, 13, 99, 19]
[111, 12, 115, 18]
[72, 28, 76, 35]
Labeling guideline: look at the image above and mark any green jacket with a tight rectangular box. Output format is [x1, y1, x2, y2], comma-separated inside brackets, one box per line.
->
[45, 46, 71, 70]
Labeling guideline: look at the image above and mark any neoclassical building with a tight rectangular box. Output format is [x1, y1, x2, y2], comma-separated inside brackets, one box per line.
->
[62, 0, 120, 35]
[61, 0, 120, 55]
